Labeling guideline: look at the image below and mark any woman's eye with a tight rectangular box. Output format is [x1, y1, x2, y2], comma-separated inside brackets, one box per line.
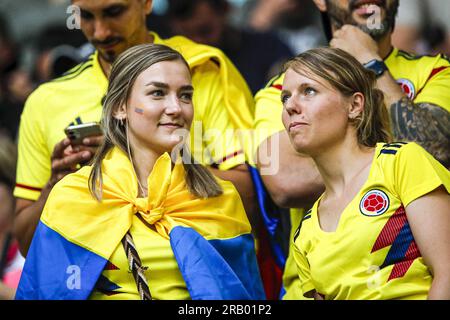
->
[305, 87, 316, 96]
[180, 92, 193, 101]
[150, 90, 164, 97]
[281, 94, 290, 105]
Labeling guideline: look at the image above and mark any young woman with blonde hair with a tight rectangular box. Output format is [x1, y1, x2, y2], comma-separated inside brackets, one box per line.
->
[16, 44, 264, 300]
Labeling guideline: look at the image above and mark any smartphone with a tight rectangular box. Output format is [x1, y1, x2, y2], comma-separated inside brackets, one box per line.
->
[64, 122, 102, 145]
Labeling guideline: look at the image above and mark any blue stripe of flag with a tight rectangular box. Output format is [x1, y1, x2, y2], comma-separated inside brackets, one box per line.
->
[16, 221, 107, 300]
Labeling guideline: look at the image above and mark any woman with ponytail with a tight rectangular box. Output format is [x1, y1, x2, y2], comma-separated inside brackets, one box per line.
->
[16, 44, 265, 300]
[282, 47, 450, 300]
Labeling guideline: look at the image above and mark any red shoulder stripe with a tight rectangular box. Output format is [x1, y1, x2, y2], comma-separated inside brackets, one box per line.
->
[15, 183, 42, 192]
[416, 66, 449, 97]
[271, 84, 282, 91]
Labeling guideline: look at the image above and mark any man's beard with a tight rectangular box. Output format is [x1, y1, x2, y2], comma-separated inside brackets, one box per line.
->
[98, 50, 117, 64]
[325, 0, 399, 41]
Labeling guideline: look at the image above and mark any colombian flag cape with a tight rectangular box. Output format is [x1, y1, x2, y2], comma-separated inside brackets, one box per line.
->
[16, 148, 265, 300]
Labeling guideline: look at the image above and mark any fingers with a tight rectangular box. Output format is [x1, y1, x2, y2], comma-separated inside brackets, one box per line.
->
[82, 134, 104, 147]
[51, 150, 91, 172]
[51, 138, 71, 160]
[72, 135, 104, 153]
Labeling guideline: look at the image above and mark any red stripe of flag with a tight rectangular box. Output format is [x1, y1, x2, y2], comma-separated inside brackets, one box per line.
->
[215, 150, 244, 165]
[104, 261, 119, 270]
[371, 206, 407, 253]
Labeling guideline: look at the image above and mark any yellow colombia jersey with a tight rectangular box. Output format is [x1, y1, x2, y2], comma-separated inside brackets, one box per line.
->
[15, 32, 254, 201]
[253, 47, 450, 299]
[293, 142, 450, 300]
[385, 48, 450, 112]
[90, 215, 190, 300]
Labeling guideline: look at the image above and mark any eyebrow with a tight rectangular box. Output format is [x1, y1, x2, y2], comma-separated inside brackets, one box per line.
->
[78, 2, 126, 15]
[146, 81, 194, 91]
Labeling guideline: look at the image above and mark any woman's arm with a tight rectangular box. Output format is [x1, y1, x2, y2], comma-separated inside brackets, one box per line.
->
[406, 185, 450, 300]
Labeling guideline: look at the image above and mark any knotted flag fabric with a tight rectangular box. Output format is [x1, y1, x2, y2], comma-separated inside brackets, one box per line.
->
[16, 147, 265, 300]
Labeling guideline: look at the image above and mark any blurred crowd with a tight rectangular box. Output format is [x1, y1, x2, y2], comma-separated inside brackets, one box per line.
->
[1, 0, 449, 142]
[1, 0, 449, 300]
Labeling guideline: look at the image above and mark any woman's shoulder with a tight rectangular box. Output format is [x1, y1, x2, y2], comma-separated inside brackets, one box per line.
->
[46, 165, 94, 206]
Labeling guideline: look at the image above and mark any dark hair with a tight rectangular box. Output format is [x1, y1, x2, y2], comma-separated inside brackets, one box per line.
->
[167, 0, 228, 19]
[284, 47, 392, 147]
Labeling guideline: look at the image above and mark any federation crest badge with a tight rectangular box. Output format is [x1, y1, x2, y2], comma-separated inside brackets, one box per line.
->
[396, 78, 416, 100]
[360, 189, 390, 217]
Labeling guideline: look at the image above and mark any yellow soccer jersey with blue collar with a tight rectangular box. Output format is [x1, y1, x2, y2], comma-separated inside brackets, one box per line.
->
[293, 142, 450, 300]
[89, 215, 190, 300]
[253, 48, 450, 299]
[15, 32, 251, 201]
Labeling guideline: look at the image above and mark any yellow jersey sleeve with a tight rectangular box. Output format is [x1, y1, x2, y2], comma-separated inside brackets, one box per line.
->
[413, 55, 450, 112]
[253, 73, 285, 158]
[190, 61, 246, 170]
[393, 142, 450, 207]
[282, 208, 310, 300]
[292, 234, 314, 297]
[386, 49, 450, 112]
[14, 88, 52, 200]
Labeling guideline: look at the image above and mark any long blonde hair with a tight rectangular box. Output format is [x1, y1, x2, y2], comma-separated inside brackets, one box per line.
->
[89, 44, 222, 201]
[284, 47, 392, 147]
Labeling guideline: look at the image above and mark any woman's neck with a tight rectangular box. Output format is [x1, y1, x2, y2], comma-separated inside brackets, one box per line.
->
[313, 138, 375, 197]
[128, 141, 162, 197]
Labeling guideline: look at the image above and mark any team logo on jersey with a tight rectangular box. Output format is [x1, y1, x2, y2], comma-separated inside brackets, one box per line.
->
[359, 189, 390, 217]
[396, 78, 416, 100]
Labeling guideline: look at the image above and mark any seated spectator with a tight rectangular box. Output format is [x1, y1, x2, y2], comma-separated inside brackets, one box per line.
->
[15, 44, 265, 300]
[282, 47, 450, 300]
[167, 0, 294, 93]
[0, 134, 24, 300]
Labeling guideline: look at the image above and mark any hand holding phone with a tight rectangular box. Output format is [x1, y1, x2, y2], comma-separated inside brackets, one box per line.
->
[64, 122, 102, 145]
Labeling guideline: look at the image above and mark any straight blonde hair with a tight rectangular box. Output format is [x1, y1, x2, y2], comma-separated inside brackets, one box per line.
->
[89, 44, 222, 201]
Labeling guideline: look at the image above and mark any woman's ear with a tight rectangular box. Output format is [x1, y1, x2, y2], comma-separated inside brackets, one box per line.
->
[348, 92, 365, 120]
[312, 0, 327, 12]
[144, 0, 153, 15]
[113, 104, 127, 121]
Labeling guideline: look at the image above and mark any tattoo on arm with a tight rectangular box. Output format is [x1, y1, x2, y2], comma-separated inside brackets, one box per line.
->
[390, 97, 450, 167]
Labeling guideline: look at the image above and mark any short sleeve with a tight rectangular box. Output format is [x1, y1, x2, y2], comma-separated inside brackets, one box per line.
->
[394, 142, 450, 207]
[14, 89, 51, 200]
[414, 57, 450, 113]
[292, 236, 315, 298]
